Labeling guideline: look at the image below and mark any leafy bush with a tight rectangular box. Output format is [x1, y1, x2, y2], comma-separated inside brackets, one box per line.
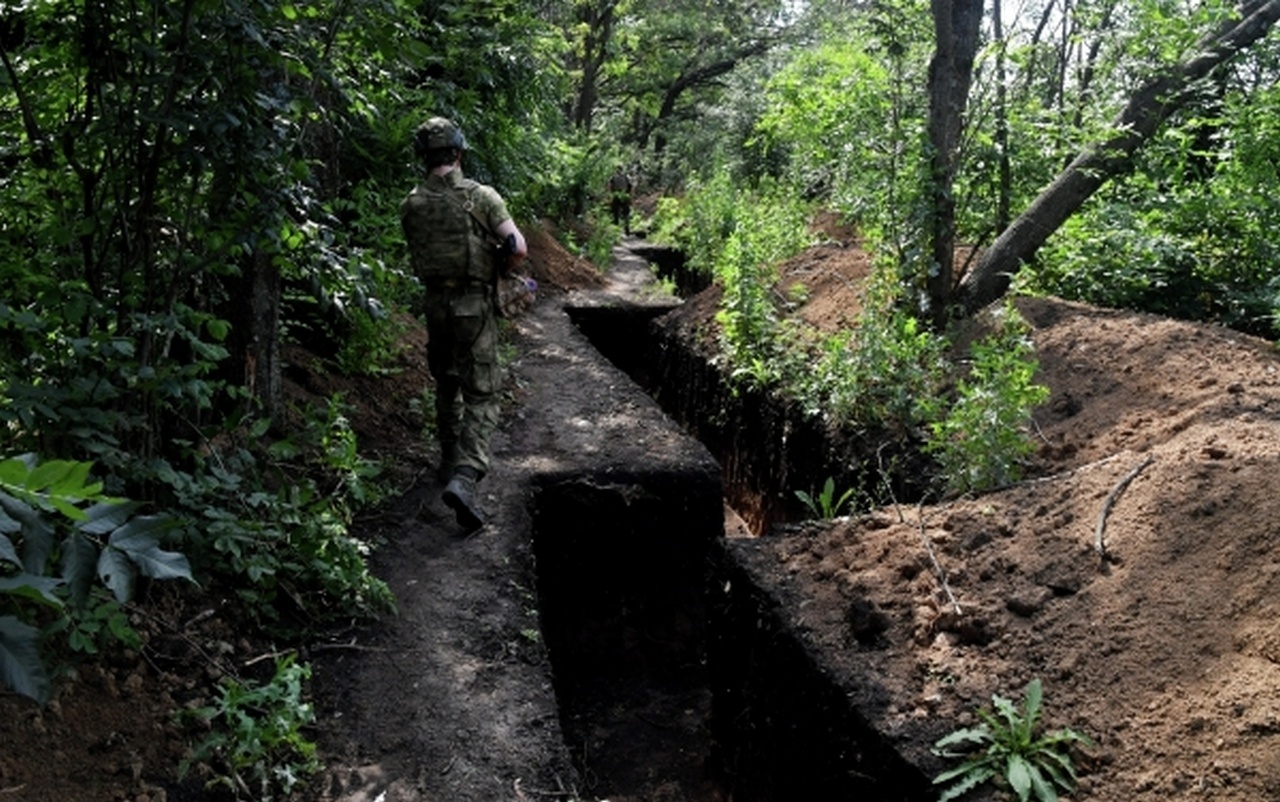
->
[933, 678, 1091, 802]
[658, 170, 813, 388]
[921, 304, 1049, 496]
[165, 400, 395, 634]
[800, 267, 950, 432]
[0, 455, 192, 704]
[181, 654, 320, 800]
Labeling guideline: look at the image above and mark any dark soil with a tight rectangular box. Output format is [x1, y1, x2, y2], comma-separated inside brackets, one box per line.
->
[5, 216, 1280, 802]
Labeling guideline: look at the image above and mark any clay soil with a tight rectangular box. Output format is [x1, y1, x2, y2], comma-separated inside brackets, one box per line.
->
[4, 215, 1280, 802]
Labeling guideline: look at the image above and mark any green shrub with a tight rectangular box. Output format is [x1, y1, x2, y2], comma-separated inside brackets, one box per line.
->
[0, 455, 192, 704]
[800, 267, 949, 432]
[181, 654, 320, 800]
[921, 303, 1049, 496]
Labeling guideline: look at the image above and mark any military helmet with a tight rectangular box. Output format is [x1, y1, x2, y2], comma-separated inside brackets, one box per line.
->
[414, 116, 467, 157]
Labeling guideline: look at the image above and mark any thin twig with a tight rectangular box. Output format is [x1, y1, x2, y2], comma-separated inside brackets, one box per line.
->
[1094, 455, 1155, 562]
[126, 601, 240, 681]
[308, 641, 389, 655]
[1009, 451, 1126, 488]
[876, 442, 906, 524]
[916, 502, 962, 616]
[243, 648, 295, 668]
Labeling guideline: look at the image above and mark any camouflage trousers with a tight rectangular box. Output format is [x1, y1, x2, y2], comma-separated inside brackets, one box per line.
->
[422, 282, 500, 478]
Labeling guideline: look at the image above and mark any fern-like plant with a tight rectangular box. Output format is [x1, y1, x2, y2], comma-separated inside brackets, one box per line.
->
[932, 678, 1090, 802]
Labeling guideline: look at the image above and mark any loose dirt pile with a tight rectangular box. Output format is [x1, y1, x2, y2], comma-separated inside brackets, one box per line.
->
[734, 231, 1280, 802]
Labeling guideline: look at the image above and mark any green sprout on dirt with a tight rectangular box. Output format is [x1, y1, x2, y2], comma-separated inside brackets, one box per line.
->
[932, 678, 1090, 802]
[794, 475, 856, 520]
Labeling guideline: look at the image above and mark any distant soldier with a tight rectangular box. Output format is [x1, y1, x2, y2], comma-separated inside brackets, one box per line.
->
[607, 166, 633, 234]
[401, 116, 527, 532]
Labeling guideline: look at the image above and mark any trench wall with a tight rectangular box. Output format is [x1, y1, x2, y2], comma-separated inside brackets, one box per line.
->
[558, 254, 938, 799]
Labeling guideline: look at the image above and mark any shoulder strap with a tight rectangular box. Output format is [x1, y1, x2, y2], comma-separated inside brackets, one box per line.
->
[436, 182, 501, 247]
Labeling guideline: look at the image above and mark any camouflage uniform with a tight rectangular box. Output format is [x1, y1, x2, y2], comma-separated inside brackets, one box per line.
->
[607, 169, 632, 233]
[401, 167, 511, 481]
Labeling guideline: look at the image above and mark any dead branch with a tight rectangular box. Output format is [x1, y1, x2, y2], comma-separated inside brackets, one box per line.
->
[1094, 455, 1155, 562]
[916, 502, 962, 616]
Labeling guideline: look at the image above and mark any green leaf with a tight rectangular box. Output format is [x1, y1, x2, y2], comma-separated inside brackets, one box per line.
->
[0, 616, 50, 704]
[97, 547, 134, 603]
[936, 764, 996, 802]
[106, 515, 193, 583]
[1022, 678, 1044, 737]
[76, 500, 142, 536]
[1027, 762, 1058, 802]
[0, 534, 19, 568]
[0, 500, 22, 534]
[933, 724, 991, 753]
[0, 574, 65, 608]
[60, 531, 101, 607]
[0, 457, 32, 488]
[1008, 753, 1034, 802]
[26, 460, 76, 493]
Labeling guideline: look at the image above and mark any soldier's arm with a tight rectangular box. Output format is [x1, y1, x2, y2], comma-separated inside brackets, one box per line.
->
[496, 219, 528, 266]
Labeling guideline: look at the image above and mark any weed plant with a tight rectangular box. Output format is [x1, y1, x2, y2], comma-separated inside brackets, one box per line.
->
[795, 476, 857, 520]
[181, 654, 320, 800]
[933, 678, 1090, 802]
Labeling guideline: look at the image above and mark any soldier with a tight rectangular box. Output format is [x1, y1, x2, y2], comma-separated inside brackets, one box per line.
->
[401, 117, 527, 531]
[607, 165, 632, 234]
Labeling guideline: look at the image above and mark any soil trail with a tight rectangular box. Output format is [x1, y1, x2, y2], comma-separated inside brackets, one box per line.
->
[311, 238, 720, 802]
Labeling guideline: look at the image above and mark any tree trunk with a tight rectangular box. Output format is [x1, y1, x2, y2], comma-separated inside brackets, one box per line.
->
[226, 250, 284, 423]
[956, 0, 1280, 315]
[571, 1, 617, 132]
[925, 0, 984, 328]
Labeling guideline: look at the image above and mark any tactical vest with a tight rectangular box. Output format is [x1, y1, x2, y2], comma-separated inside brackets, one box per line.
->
[403, 178, 495, 284]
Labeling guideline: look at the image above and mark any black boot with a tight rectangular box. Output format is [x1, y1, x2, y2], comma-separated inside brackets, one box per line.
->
[442, 467, 484, 531]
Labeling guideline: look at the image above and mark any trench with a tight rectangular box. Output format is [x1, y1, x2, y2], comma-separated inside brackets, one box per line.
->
[520, 250, 935, 801]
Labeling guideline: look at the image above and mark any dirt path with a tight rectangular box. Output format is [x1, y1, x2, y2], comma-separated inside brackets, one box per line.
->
[310, 239, 720, 802]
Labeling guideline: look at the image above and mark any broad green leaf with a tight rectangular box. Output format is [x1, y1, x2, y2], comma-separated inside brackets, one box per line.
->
[3, 499, 56, 577]
[107, 516, 193, 583]
[26, 460, 76, 493]
[97, 548, 134, 603]
[60, 531, 101, 607]
[0, 499, 21, 534]
[0, 616, 50, 705]
[50, 495, 87, 522]
[47, 460, 92, 496]
[1007, 753, 1033, 802]
[76, 500, 142, 536]
[0, 574, 65, 607]
[0, 457, 31, 488]
[0, 534, 18, 567]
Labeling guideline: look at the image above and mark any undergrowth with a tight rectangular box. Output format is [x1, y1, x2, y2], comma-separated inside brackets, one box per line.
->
[655, 170, 1049, 501]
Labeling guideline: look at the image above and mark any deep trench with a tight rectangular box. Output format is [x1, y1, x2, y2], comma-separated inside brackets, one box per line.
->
[521, 274, 935, 801]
